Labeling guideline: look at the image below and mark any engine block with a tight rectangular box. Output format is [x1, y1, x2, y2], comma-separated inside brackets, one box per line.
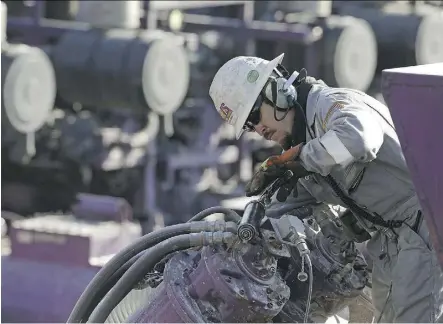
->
[129, 245, 290, 323]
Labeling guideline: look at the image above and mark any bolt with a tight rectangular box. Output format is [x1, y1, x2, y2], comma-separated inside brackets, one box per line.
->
[239, 289, 245, 295]
[297, 272, 308, 282]
[225, 276, 232, 283]
[277, 300, 283, 306]
[267, 302, 273, 308]
[266, 288, 273, 294]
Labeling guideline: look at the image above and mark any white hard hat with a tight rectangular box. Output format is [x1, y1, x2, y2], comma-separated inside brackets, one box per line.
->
[209, 54, 285, 139]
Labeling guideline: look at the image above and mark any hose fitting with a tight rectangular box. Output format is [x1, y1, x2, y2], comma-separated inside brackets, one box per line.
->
[189, 220, 238, 234]
[238, 200, 265, 242]
[193, 231, 236, 246]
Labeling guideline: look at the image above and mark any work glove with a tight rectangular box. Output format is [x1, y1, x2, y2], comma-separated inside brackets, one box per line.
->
[245, 144, 311, 200]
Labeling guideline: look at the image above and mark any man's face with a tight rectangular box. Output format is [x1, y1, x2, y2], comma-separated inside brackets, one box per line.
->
[253, 102, 295, 148]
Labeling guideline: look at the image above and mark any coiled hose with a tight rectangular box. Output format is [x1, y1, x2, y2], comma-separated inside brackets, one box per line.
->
[89, 231, 235, 323]
[68, 206, 240, 323]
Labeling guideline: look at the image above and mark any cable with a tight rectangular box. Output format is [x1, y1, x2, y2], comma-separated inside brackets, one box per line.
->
[187, 206, 241, 223]
[89, 231, 235, 323]
[68, 219, 237, 323]
[304, 254, 314, 324]
[283, 216, 313, 324]
[323, 175, 402, 229]
[376, 283, 392, 323]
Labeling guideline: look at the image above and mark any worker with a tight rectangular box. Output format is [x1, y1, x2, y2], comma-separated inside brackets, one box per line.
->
[209, 54, 443, 323]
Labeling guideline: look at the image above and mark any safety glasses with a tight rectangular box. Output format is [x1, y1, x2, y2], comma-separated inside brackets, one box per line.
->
[243, 94, 264, 132]
[242, 77, 275, 132]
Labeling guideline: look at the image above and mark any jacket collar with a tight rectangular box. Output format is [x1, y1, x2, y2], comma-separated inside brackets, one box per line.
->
[291, 83, 324, 144]
[305, 84, 324, 140]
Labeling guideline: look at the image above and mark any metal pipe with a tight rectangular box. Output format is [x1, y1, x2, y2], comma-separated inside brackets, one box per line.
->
[8, 14, 320, 45]
[149, 1, 252, 11]
[32, 0, 45, 25]
[71, 194, 133, 223]
[7, 17, 90, 39]
[176, 14, 321, 44]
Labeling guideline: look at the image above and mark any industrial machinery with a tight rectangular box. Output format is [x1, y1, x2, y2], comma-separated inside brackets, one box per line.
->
[334, 1, 443, 71]
[68, 171, 369, 323]
[0, 0, 351, 230]
[1, 1, 236, 229]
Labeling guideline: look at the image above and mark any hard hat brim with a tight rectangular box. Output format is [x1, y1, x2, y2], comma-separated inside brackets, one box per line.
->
[234, 54, 285, 139]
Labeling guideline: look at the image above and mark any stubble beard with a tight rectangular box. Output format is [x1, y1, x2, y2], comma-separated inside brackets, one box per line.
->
[280, 133, 294, 151]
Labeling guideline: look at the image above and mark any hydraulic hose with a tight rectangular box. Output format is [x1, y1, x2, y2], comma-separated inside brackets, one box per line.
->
[89, 231, 236, 323]
[188, 206, 241, 223]
[68, 219, 237, 323]
[81, 253, 141, 322]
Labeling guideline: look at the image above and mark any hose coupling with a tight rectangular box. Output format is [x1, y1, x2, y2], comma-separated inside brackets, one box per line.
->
[191, 231, 236, 246]
[190, 220, 238, 233]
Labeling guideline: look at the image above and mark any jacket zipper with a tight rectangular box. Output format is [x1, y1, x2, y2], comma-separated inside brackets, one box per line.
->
[348, 167, 366, 195]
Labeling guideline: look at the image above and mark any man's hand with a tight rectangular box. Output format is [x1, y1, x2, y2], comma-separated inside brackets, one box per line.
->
[245, 144, 311, 198]
[245, 162, 287, 197]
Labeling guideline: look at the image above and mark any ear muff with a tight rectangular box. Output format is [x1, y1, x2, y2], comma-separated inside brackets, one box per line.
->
[260, 65, 308, 122]
[263, 77, 297, 111]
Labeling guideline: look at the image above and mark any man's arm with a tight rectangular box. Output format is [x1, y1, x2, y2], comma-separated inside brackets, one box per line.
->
[300, 98, 385, 176]
[265, 181, 319, 218]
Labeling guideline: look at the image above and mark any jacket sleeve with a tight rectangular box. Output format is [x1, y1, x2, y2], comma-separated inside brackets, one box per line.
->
[266, 181, 319, 218]
[300, 99, 385, 176]
[266, 181, 348, 220]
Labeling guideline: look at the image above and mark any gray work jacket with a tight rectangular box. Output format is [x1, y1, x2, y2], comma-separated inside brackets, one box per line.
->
[268, 84, 420, 230]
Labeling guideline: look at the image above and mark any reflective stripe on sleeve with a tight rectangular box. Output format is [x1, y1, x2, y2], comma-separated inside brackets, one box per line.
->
[319, 130, 354, 166]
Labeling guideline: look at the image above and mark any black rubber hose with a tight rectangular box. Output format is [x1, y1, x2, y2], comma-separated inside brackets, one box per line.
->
[82, 253, 141, 322]
[89, 232, 234, 323]
[68, 224, 191, 323]
[68, 219, 236, 323]
[187, 206, 241, 223]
